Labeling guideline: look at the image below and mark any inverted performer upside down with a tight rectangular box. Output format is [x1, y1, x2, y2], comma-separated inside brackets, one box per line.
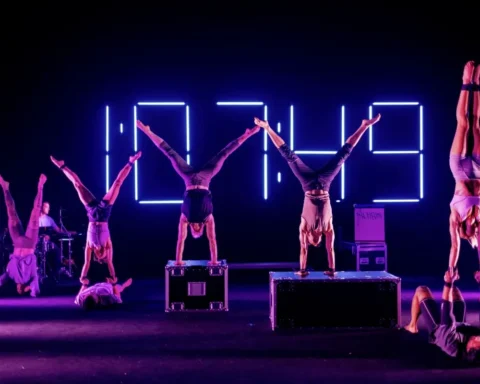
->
[137, 120, 260, 265]
[254, 114, 381, 276]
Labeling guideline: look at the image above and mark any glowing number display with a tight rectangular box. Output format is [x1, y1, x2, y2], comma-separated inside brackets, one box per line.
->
[104, 101, 424, 204]
[368, 102, 424, 203]
[216, 102, 268, 199]
[135, 102, 190, 204]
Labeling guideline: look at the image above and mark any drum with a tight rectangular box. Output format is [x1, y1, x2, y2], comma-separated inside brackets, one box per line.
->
[36, 235, 53, 254]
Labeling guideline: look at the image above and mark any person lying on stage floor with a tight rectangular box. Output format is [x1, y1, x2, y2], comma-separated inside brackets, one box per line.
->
[403, 271, 480, 364]
[0, 174, 46, 297]
[50, 152, 142, 285]
[136, 120, 260, 265]
[254, 114, 381, 277]
[75, 278, 133, 310]
[448, 60, 480, 284]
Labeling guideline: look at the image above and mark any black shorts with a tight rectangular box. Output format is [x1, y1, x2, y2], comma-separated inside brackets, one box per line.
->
[181, 189, 213, 223]
[421, 298, 466, 335]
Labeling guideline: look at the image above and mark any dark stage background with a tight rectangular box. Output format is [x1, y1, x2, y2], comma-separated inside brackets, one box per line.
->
[1, 9, 478, 280]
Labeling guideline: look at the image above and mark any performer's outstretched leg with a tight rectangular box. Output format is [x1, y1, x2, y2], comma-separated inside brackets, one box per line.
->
[137, 120, 194, 184]
[50, 157, 96, 205]
[25, 174, 46, 244]
[318, 113, 382, 191]
[0, 175, 25, 243]
[450, 61, 475, 158]
[102, 152, 142, 205]
[197, 126, 260, 183]
[113, 278, 132, 296]
[254, 117, 316, 188]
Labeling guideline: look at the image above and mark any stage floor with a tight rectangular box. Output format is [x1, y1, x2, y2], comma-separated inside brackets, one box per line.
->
[0, 273, 479, 384]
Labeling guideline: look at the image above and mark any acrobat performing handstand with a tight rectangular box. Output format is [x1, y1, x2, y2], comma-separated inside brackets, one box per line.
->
[447, 60, 480, 283]
[50, 153, 141, 285]
[0, 174, 46, 297]
[136, 120, 260, 265]
[255, 114, 381, 276]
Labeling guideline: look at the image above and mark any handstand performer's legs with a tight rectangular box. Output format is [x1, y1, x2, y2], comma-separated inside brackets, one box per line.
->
[198, 138, 243, 181]
[317, 144, 352, 189]
[103, 152, 142, 205]
[50, 157, 96, 205]
[25, 175, 45, 242]
[136, 120, 193, 180]
[256, 118, 316, 185]
[156, 140, 193, 177]
[276, 144, 317, 187]
[450, 61, 474, 156]
[0, 177, 24, 242]
[472, 64, 480, 155]
[404, 286, 439, 334]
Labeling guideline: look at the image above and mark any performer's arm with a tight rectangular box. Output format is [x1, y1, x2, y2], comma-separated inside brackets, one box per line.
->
[298, 225, 309, 271]
[80, 247, 92, 284]
[205, 215, 218, 264]
[448, 212, 461, 270]
[325, 227, 335, 271]
[440, 270, 457, 327]
[175, 216, 189, 264]
[107, 249, 117, 284]
[49, 217, 62, 233]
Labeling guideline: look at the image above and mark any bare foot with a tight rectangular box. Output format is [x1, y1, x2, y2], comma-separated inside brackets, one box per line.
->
[0, 174, 9, 189]
[136, 120, 151, 133]
[123, 278, 133, 288]
[207, 260, 219, 266]
[362, 113, 381, 127]
[50, 156, 64, 168]
[38, 174, 47, 187]
[129, 151, 142, 163]
[463, 61, 475, 84]
[403, 324, 418, 334]
[175, 260, 186, 266]
[474, 65, 480, 85]
[23, 286, 31, 293]
[295, 269, 309, 277]
[254, 117, 269, 129]
[324, 269, 336, 277]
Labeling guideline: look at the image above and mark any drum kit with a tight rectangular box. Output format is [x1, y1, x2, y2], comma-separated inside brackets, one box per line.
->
[35, 227, 81, 283]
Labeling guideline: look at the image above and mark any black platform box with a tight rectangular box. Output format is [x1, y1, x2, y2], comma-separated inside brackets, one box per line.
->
[269, 271, 400, 330]
[165, 260, 228, 312]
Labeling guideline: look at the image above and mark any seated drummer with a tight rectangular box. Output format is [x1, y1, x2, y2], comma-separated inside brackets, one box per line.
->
[39, 201, 74, 281]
